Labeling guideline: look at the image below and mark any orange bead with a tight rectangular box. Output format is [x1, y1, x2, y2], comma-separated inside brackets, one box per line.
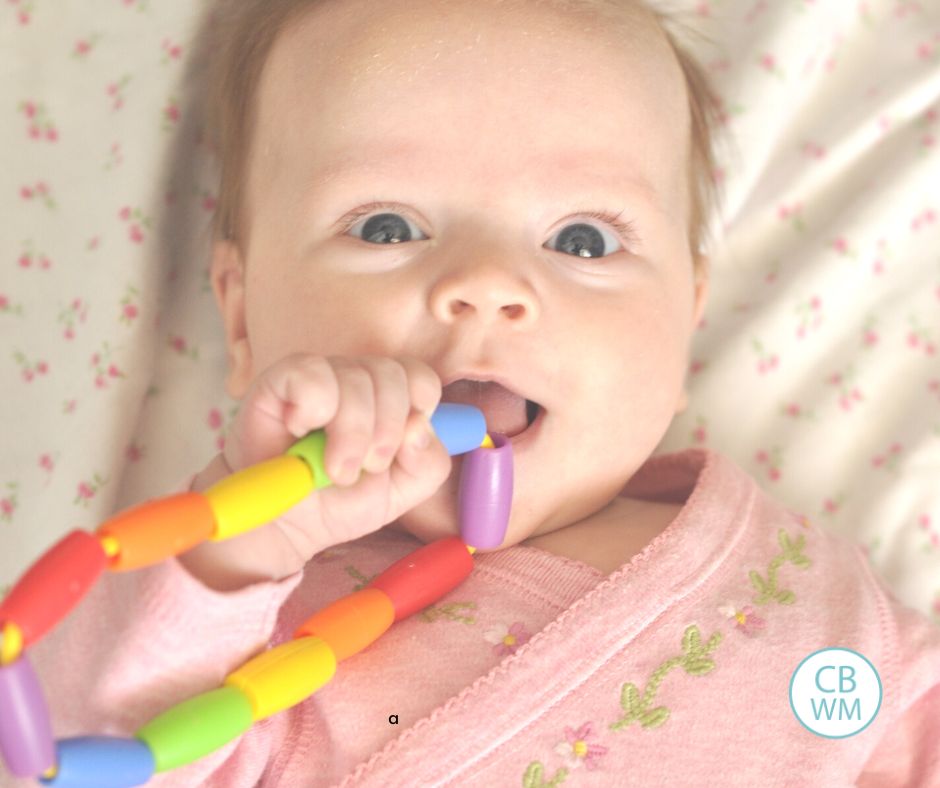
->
[96, 493, 216, 571]
[293, 588, 394, 662]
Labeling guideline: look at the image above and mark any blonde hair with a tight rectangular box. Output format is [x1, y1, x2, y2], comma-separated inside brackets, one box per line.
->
[201, 0, 726, 277]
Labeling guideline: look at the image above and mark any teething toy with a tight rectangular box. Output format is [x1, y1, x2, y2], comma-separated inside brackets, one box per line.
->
[0, 402, 513, 786]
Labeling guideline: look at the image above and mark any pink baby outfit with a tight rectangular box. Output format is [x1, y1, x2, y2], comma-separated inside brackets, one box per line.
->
[7, 447, 940, 787]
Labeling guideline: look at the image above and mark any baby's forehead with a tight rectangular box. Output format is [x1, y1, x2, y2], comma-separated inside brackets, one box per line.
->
[249, 0, 689, 217]
[257, 0, 684, 124]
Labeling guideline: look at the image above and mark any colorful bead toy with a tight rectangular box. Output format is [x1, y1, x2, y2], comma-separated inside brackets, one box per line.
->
[0, 402, 514, 787]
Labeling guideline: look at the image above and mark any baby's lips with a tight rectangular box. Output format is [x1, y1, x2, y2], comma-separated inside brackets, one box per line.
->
[457, 433, 513, 549]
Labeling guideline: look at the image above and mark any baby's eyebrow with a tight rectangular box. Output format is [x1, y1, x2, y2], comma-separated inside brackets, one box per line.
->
[304, 139, 664, 215]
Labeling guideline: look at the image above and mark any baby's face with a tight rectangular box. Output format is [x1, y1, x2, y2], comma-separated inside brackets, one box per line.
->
[212, 0, 708, 549]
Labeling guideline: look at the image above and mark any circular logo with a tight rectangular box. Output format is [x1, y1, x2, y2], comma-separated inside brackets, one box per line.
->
[789, 647, 882, 738]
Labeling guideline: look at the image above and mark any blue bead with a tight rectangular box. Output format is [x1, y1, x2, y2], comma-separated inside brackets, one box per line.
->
[429, 403, 486, 455]
[39, 736, 154, 787]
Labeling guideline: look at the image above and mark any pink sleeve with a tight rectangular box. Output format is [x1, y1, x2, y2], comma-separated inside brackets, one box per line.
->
[19, 473, 306, 787]
[855, 598, 940, 787]
[856, 686, 940, 786]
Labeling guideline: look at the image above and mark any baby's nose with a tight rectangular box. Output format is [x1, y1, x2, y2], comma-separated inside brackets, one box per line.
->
[429, 262, 540, 326]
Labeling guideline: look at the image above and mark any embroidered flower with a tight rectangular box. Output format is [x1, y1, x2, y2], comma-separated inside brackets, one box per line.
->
[717, 602, 766, 636]
[483, 621, 532, 656]
[553, 722, 608, 771]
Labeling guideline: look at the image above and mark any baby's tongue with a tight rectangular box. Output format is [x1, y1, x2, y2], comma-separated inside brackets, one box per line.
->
[440, 380, 528, 438]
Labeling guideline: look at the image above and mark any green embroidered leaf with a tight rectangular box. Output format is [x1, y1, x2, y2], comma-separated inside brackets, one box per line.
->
[749, 569, 768, 593]
[550, 769, 569, 786]
[524, 761, 570, 786]
[706, 631, 723, 651]
[776, 589, 795, 605]
[684, 657, 715, 675]
[792, 555, 812, 569]
[621, 682, 642, 716]
[778, 529, 792, 551]
[780, 532, 809, 564]
[523, 762, 544, 788]
[682, 625, 702, 655]
[640, 706, 670, 728]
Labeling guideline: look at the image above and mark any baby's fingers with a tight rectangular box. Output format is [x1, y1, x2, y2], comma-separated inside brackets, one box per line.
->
[384, 409, 452, 521]
[321, 359, 378, 486]
[274, 355, 342, 439]
[357, 358, 411, 475]
[325, 355, 438, 483]
[222, 354, 339, 471]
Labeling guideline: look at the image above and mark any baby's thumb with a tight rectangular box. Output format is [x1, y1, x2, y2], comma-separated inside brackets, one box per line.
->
[387, 411, 451, 510]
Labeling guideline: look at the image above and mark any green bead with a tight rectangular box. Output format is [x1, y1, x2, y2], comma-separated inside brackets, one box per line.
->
[286, 429, 333, 490]
[135, 685, 253, 772]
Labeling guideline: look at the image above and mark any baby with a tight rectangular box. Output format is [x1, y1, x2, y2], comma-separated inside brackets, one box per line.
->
[9, 0, 940, 786]
[181, 0, 713, 592]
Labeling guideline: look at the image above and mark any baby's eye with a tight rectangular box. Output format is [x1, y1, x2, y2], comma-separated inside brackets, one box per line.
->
[546, 218, 626, 259]
[345, 211, 425, 245]
[339, 205, 638, 260]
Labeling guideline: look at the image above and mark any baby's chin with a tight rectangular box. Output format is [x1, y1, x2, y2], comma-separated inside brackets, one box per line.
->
[379, 467, 461, 544]
[381, 512, 517, 555]
[381, 518, 418, 538]
[379, 468, 520, 551]
[381, 512, 457, 545]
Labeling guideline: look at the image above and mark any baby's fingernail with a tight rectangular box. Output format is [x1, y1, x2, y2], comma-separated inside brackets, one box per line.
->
[408, 417, 432, 450]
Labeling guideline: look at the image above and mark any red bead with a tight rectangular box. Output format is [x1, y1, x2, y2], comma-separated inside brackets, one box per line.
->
[0, 530, 107, 650]
[366, 537, 473, 622]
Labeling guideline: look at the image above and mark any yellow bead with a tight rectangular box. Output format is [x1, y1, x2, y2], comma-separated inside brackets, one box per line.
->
[0, 621, 23, 666]
[224, 636, 336, 721]
[204, 455, 314, 541]
[98, 535, 120, 558]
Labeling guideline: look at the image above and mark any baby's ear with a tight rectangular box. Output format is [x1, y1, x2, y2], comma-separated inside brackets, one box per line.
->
[676, 253, 710, 416]
[691, 253, 710, 329]
[209, 239, 253, 400]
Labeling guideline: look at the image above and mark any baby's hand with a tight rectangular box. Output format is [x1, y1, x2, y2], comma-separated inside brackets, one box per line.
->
[180, 354, 451, 591]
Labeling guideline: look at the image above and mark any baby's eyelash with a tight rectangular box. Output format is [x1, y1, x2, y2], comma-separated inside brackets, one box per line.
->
[337, 201, 642, 248]
[577, 209, 642, 248]
[337, 201, 398, 230]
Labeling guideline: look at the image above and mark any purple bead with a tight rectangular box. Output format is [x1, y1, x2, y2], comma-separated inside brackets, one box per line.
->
[458, 433, 513, 549]
[0, 654, 55, 778]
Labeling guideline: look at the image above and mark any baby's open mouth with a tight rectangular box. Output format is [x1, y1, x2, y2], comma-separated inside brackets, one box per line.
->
[525, 398, 540, 429]
[440, 379, 543, 438]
